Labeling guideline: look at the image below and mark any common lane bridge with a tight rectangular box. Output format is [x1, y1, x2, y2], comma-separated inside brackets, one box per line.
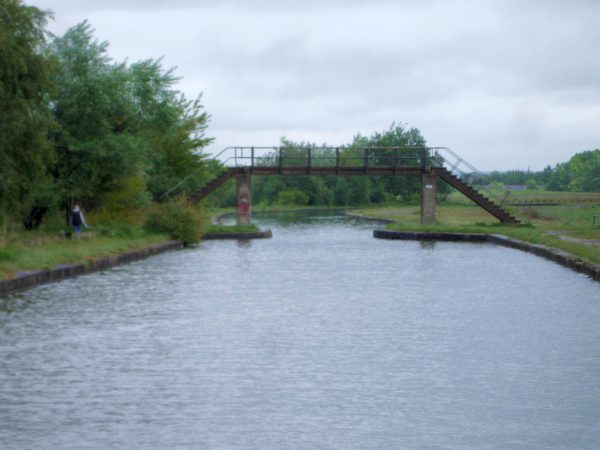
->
[188, 146, 520, 226]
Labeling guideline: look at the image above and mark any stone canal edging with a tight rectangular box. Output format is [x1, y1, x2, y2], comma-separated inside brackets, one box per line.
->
[203, 229, 273, 240]
[0, 240, 184, 297]
[0, 229, 274, 297]
[374, 229, 600, 282]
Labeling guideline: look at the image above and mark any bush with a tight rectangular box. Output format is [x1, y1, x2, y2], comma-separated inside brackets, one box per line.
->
[143, 199, 207, 244]
[526, 179, 538, 190]
[275, 189, 309, 205]
[92, 176, 151, 224]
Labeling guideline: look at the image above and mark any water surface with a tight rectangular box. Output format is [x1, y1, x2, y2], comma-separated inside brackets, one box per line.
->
[1, 211, 600, 449]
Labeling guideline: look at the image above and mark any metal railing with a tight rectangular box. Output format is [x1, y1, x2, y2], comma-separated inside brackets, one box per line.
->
[211, 146, 510, 207]
[162, 146, 511, 211]
[214, 146, 442, 170]
[434, 147, 513, 207]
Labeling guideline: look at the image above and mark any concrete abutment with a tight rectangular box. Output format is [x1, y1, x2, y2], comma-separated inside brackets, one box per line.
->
[420, 172, 437, 225]
[236, 172, 252, 226]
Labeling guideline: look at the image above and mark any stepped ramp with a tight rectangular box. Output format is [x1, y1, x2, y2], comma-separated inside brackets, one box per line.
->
[437, 168, 520, 224]
[189, 169, 235, 205]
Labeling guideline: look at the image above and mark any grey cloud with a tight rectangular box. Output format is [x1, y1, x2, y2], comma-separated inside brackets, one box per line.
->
[36, 0, 600, 169]
[37, 0, 404, 13]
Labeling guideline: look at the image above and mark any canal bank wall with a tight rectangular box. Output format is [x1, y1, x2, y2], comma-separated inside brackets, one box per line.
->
[203, 229, 272, 240]
[0, 228, 274, 297]
[374, 230, 600, 282]
[0, 240, 184, 297]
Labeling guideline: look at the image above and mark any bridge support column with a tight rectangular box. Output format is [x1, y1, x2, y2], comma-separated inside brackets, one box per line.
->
[236, 172, 252, 226]
[420, 173, 437, 225]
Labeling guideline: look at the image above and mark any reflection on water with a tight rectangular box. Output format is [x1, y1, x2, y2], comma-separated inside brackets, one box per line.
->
[1, 210, 600, 449]
[419, 240, 437, 250]
[236, 239, 252, 249]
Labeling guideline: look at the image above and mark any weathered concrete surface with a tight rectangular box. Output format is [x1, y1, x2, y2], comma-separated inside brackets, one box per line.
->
[487, 234, 600, 282]
[0, 240, 183, 297]
[236, 171, 252, 226]
[374, 229, 600, 282]
[49, 264, 86, 281]
[374, 230, 488, 242]
[0, 270, 50, 296]
[420, 173, 437, 225]
[87, 255, 120, 273]
[203, 229, 273, 240]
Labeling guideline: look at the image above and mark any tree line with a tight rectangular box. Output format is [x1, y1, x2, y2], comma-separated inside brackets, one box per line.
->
[484, 149, 600, 192]
[3, 0, 597, 230]
[1, 1, 212, 228]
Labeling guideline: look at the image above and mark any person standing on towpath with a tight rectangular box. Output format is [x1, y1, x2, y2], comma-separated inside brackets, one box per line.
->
[71, 204, 88, 234]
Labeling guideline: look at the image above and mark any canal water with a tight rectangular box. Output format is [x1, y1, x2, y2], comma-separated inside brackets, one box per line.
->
[1, 211, 600, 449]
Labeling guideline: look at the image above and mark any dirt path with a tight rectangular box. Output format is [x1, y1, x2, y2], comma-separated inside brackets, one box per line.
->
[546, 230, 600, 247]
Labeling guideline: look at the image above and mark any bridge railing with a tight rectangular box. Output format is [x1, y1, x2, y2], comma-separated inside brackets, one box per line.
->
[434, 147, 513, 206]
[211, 146, 509, 206]
[214, 146, 447, 171]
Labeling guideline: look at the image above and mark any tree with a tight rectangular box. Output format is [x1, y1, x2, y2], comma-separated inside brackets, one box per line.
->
[48, 22, 213, 213]
[49, 21, 144, 207]
[547, 149, 600, 192]
[249, 123, 429, 206]
[129, 59, 213, 200]
[350, 122, 427, 200]
[0, 0, 55, 219]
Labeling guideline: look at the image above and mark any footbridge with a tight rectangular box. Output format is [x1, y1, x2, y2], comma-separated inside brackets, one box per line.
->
[188, 146, 519, 225]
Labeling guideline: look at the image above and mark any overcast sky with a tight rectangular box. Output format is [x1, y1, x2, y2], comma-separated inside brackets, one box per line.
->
[35, 0, 600, 170]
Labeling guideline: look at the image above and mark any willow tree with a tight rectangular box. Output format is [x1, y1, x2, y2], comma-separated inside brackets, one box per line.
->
[48, 22, 213, 215]
[0, 0, 55, 221]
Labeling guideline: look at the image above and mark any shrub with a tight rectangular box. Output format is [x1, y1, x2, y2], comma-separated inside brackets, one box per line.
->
[143, 199, 207, 244]
[92, 176, 151, 224]
[526, 179, 538, 190]
[275, 189, 309, 205]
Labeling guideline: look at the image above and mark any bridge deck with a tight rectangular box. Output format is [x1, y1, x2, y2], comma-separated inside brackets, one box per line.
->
[188, 146, 520, 224]
[227, 166, 425, 176]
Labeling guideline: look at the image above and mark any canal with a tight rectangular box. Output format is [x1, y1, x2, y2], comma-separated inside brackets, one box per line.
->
[1, 211, 600, 449]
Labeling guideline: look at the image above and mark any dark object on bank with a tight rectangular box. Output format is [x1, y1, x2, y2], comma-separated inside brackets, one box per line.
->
[23, 207, 48, 230]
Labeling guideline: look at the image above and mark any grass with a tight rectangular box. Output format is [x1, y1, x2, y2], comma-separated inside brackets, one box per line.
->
[0, 216, 266, 280]
[356, 191, 600, 266]
[0, 217, 171, 280]
[207, 224, 260, 233]
[447, 188, 600, 205]
[505, 189, 600, 203]
[0, 198, 218, 280]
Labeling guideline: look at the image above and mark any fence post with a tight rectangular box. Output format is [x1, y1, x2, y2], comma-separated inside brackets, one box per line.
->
[279, 147, 283, 173]
[419, 147, 427, 172]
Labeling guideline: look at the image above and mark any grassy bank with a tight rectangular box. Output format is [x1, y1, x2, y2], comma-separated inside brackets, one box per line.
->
[207, 224, 260, 233]
[355, 197, 600, 265]
[0, 224, 170, 280]
[0, 198, 211, 280]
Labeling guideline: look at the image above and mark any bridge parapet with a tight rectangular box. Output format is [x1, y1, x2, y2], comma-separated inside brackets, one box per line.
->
[190, 146, 519, 224]
[212, 146, 445, 172]
[212, 146, 496, 185]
